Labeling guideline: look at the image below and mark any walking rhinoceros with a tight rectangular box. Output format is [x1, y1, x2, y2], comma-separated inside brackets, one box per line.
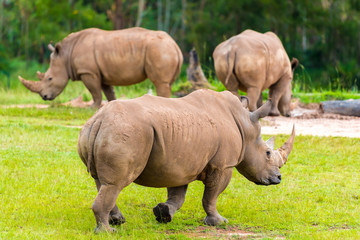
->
[213, 29, 299, 116]
[18, 27, 183, 108]
[77, 89, 295, 233]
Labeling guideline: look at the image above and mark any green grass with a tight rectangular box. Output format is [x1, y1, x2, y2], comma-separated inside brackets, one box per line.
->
[0, 104, 359, 239]
[0, 60, 360, 239]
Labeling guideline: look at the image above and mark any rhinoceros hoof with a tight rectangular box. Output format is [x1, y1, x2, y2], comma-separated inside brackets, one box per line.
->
[109, 213, 126, 225]
[153, 203, 172, 223]
[203, 215, 228, 226]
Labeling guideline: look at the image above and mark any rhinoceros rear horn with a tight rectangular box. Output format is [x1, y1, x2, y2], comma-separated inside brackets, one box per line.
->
[279, 124, 295, 165]
[36, 71, 45, 80]
[250, 100, 272, 123]
[18, 76, 41, 93]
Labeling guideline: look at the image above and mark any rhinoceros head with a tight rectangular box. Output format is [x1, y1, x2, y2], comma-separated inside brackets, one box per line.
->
[278, 58, 299, 116]
[19, 43, 69, 101]
[236, 101, 295, 185]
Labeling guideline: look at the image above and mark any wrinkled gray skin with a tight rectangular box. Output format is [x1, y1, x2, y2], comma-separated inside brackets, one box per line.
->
[18, 27, 183, 108]
[213, 29, 299, 116]
[77, 89, 295, 233]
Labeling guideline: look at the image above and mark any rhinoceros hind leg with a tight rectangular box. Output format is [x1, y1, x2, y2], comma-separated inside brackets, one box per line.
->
[153, 185, 188, 223]
[154, 82, 172, 98]
[247, 87, 261, 112]
[92, 184, 122, 233]
[202, 168, 233, 226]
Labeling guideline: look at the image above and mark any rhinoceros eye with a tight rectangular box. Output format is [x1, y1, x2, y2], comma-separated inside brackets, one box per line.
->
[48, 77, 52, 81]
[266, 150, 271, 157]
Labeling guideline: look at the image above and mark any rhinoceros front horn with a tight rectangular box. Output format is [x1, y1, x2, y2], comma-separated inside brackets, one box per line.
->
[278, 124, 295, 167]
[18, 76, 41, 93]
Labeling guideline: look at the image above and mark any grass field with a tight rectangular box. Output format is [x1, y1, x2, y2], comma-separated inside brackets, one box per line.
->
[0, 67, 360, 239]
[1, 85, 360, 239]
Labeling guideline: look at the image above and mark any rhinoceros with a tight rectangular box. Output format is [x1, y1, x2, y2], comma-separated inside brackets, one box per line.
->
[18, 27, 183, 108]
[77, 89, 295, 233]
[213, 29, 299, 116]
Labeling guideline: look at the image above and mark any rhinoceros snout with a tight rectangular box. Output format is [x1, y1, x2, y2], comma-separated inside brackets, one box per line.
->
[41, 94, 54, 101]
[269, 174, 281, 185]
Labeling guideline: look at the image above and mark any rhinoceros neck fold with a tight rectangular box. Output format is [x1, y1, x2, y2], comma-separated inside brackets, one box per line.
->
[62, 33, 82, 81]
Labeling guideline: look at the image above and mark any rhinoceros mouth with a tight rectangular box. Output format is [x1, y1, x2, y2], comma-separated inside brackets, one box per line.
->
[41, 95, 55, 101]
[255, 177, 281, 186]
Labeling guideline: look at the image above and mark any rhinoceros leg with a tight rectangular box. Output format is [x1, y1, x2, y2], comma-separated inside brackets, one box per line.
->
[94, 179, 125, 225]
[257, 93, 263, 108]
[81, 74, 103, 108]
[153, 82, 172, 98]
[202, 168, 233, 226]
[92, 184, 123, 233]
[153, 185, 188, 223]
[247, 87, 262, 112]
[101, 83, 116, 102]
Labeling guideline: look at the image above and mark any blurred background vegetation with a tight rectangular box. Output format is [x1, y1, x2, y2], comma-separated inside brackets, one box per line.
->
[0, 0, 359, 93]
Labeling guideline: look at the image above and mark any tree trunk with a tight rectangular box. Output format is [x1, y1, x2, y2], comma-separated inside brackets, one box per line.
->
[135, 0, 145, 27]
[114, 0, 124, 29]
[186, 48, 212, 89]
[157, 0, 163, 30]
[321, 100, 360, 117]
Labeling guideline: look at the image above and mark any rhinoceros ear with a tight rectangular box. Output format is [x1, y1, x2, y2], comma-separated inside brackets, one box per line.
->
[266, 136, 275, 150]
[250, 100, 271, 123]
[291, 58, 299, 71]
[240, 96, 249, 108]
[54, 43, 61, 55]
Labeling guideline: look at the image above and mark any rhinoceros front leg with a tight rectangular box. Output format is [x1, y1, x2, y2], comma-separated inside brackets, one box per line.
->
[81, 74, 103, 108]
[153, 185, 188, 223]
[202, 168, 233, 226]
[94, 179, 125, 225]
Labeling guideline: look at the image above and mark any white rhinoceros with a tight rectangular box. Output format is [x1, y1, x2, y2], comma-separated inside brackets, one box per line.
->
[77, 89, 295, 233]
[19, 27, 183, 108]
[213, 29, 299, 116]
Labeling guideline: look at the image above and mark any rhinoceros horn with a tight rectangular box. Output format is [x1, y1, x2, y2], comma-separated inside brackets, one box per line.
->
[277, 125, 295, 167]
[250, 100, 272, 123]
[18, 76, 41, 93]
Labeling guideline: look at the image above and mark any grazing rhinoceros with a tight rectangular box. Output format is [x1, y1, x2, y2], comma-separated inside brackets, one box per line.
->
[77, 89, 295, 233]
[18, 27, 183, 108]
[213, 29, 299, 116]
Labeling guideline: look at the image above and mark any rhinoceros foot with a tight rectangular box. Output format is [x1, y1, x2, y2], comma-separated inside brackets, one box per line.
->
[153, 203, 172, 223]
[203, 215, 228, 226]
[109, 213, 126, 225]
[94, 225, 117, 234]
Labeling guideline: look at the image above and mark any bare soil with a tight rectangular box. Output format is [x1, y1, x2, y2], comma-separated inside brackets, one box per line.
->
[261, 102, 360, 138]
[171, 226, 284, 239]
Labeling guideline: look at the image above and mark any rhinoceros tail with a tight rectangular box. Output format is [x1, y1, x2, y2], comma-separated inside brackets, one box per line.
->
[86, 119, 102, 178]
[224, 51, 236, 85]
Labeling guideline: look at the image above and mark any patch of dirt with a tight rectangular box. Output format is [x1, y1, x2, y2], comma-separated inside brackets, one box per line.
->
[172, 226, 284, 239]
[261, 102, 360, 138]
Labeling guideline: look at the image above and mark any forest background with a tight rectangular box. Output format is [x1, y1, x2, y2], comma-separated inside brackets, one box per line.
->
[0, 0, 359, 92]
